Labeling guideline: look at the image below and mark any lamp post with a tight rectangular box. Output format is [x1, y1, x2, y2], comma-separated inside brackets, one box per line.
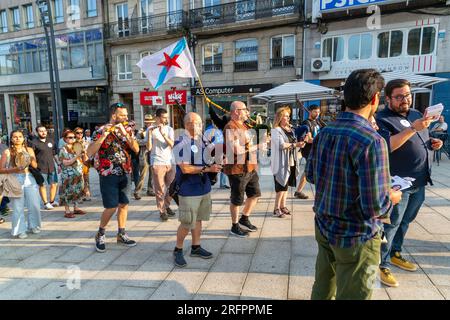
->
[36, 0, 64, 141]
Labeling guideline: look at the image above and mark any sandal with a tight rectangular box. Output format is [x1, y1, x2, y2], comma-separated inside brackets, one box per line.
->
[273, 209, 285, 218]
[64, 212, 75, 218]
[280, 207, 291, 215]
[0, 217, 5, 224]
[73, 209, 87, 215]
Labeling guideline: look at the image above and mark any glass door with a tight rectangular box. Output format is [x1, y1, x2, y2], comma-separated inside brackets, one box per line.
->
[167, 0, 182, 28]
[116, 3, 129, 37]
[140, 0, 153, 33]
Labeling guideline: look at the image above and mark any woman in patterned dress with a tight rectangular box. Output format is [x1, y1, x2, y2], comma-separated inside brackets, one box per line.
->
[59, 130, 87, 218]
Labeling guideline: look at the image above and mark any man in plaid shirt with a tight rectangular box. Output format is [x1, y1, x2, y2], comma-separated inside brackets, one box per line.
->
[306, 69, 402, 300]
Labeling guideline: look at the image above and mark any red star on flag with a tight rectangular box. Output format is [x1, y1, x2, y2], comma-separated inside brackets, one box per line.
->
[158, 52, 182, 71]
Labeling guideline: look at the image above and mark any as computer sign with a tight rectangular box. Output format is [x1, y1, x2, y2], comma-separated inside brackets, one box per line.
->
[320, 0, 403, 12]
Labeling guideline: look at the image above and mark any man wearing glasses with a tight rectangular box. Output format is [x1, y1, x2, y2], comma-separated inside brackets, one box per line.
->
[223, 101, 262, 238]
[87, 103, 139, 253]
[376, 79, 443, 287]
[30, 125, 59, 210]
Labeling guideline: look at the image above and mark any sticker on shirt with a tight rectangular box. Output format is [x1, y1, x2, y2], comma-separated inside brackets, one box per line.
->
[48, 142, 53, 148]
[400, 120, 411, 127]
[191, 145, 199, 153]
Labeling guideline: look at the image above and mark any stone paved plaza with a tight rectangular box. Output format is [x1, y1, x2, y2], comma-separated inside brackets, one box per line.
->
[0, 158, 449, 300]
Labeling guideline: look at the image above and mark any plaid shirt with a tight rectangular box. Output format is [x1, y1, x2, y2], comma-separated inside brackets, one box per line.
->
[306, 112, 393, 248]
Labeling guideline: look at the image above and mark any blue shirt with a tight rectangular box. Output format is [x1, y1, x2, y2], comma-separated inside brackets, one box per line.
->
[376, 107, 433, 187]
[306, 112, 392, 248]
[174, 135, 211, 197]
[295, 125, 309, 142]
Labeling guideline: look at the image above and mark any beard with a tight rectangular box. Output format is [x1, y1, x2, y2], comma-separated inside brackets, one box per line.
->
[391, 102, 410, 114]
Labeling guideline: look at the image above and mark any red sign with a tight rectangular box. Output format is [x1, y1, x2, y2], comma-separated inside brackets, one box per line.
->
[140, 91, 158, 105]
[165, 90, 187, 105]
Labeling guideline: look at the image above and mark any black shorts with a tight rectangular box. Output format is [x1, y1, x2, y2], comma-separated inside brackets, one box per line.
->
[99, 174, 131, 209]
[274, 166, 297, 192]
[228, 171, 261, 206]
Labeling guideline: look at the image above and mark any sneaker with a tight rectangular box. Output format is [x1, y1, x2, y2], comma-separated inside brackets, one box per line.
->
[95, 233, 106, 253]
[18, 233, 28, 239]
[239, 218, 257, 232]
[133, 193, 141, 200]
[294, 191, 309, 199]
[160, 212, 169, 221]
[44, 202, 54, 210]
[174, 250, 187, 268]
[166, 207, 176, 217]
[50, 201, 59, 207]
[190, 247, 213, 259]
[146, 190, 156, 196]
[391, 251, 417, 272]
[379, 267, 399, 287]
[31, 227, 41, 234]
[230, 225, 249, 238]
[1, 207, 10, 216]
[117, 233, 137, 247]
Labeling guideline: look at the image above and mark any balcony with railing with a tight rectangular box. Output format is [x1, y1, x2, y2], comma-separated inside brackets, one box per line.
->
[234, 60, 258, 72]
[190, 0, 301, 30]
[202, 64, 223, 73]
[270, 56, 294, 69]
[104, 11, 188, 41]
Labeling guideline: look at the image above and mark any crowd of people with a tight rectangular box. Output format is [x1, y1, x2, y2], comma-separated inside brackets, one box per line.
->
[0, 68, 447, 300]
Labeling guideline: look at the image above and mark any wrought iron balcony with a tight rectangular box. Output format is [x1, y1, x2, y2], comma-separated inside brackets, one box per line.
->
[202, 64, 223, 73]
[190, 0, 301, 28]
[234, 60, 258, 72]
[270, 56, 295, 68]
[104, 11, 188, 40]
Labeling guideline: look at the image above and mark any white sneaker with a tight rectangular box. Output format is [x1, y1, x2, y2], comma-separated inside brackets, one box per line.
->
[44, 203, 54, 210]
[18, 233, 28, 239]
[50, 201, 59, 207]
[31, 227, 41, 234]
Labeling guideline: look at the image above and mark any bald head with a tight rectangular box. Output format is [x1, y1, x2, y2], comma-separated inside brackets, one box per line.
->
[230, 101, 249, 122]
[184, 112, 202, 138]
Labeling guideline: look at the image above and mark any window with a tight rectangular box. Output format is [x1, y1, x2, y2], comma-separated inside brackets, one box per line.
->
[116, 3, 129, 37]
[117, 54, 132, 80]
[272, 0, 296, 15]
[11, 7, 21, 31]
[203, 43, 223, 73]
[234, 38, 258, 71]
[23, 4, 34, 29]
[69, 0, 80, 20]
[0, 10, 7, 33]
[322, 36, 344, 62]
[140, 0, 153, 32]
[270, 35, 295, 68]
[236, 0, 255, 21]
[377, 30, 403, 58]
[408, 26, 436, 56]
[348, 33, 372, 60]
[53, 0, 64, 23]
[140, 51, 150, 78]
[168, 0, 182, 26]
[87, 0, 97, 17]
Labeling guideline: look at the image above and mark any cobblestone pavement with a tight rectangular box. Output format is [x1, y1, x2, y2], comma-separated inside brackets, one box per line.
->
[0, 157, 449, 300]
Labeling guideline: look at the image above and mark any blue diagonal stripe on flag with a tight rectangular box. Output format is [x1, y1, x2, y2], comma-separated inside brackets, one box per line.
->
[155, 38, 187, 89]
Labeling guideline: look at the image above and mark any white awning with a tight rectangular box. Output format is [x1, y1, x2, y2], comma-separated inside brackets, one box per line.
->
[381, 71, 449, 88]
[252, 80, 339, 103]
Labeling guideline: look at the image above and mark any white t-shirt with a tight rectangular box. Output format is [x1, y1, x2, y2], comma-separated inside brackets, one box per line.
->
[431, 122, 448, 132]
[148, 125, 174, 165]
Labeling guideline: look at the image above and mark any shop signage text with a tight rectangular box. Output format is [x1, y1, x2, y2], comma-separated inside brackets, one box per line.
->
[165, 90, 187, 105]
[140, 91, 158, 106]
[191, 84, 273, 96]
[320, 0, 402, 12]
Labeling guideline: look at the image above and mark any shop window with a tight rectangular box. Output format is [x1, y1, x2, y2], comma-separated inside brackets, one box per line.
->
[322, 37, 343, 62]
[203, 43, 223, 73]
[10, 94, 32, 133]
[377, 30, 403, 58]
[270, 35, 295, 68]
[117, 54, 132, 80]
[408, 26, 436, 56]
[348, 33, 372, 60]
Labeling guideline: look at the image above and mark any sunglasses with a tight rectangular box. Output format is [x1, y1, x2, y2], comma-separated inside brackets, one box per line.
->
[67, 136, 76, 139]
[75, 132, 83, 134]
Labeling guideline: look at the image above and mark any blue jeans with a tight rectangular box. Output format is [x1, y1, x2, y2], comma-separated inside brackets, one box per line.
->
[380, 186, 425, 269]
[220, 172, 228, 187]
[10, 173, 42, 236]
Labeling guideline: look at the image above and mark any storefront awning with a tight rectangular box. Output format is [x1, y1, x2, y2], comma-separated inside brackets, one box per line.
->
[381, 71, 449, 88]
[252, 80, 339, 103]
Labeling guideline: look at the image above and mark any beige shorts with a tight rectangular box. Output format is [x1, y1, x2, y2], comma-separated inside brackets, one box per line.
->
[178, 193, 212, 230]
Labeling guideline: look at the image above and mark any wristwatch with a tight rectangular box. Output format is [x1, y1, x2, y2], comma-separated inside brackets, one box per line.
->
[410, 126, 417, 133]
[200, 165, 207, 174]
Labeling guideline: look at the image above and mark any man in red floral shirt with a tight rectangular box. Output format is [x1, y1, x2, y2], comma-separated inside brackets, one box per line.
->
[87, 103, 139, 253]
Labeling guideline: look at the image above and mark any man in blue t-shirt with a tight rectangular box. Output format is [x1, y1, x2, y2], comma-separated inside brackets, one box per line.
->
[172, 112, 222, 268]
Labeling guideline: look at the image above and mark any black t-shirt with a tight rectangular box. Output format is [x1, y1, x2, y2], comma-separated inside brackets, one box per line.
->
[30, 137, 56, 174]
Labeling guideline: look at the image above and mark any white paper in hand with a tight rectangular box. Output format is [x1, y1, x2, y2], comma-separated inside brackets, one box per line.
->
[391, 176, 414, 191]
[424, 103, 444, 121]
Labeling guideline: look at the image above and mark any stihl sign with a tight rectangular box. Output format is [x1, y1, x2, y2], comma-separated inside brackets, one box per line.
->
[165, 90, 187, 105]
[140, 91, 158, 106]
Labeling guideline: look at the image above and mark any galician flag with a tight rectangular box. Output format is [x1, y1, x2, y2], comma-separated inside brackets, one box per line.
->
[136, 37, 199, 89]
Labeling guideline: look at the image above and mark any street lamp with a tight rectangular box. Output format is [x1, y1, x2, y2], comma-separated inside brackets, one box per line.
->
[36, 0, 64, 141]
